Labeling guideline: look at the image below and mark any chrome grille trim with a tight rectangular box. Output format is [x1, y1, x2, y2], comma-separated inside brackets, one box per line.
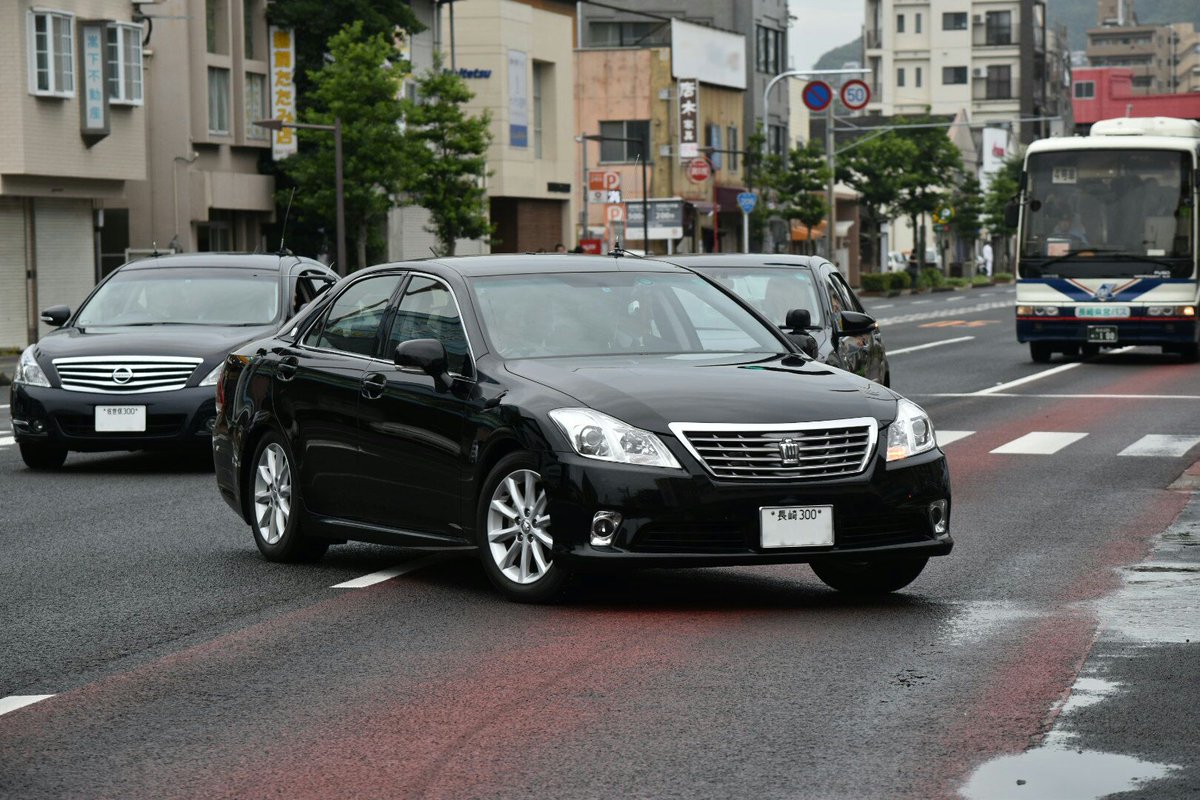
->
[668, 418, 879, 480]
[52, 355, 204, 394]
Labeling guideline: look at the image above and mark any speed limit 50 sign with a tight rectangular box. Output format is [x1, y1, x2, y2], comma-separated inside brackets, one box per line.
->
[840, 80, 871, 111]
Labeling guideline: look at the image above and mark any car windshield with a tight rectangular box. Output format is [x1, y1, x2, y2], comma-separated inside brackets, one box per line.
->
[688, 266, 824, 327]
[76, 268, 281, 327]
[1019, 148, 1194, 278]
[470, 271, 786, 358]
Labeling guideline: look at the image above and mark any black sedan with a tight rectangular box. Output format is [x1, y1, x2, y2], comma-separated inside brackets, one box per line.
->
[9, 253, 335, 469]
[213, 255, 951, 602]
[669, 254, 891, 386]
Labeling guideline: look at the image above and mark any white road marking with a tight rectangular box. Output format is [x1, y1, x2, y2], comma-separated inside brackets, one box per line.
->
[991, 431, 1088, 455]
[935, 430, 975, 447]
[921, 392, 1200, 400]
[331, 553, 452, 589]
[877, 299, 1013, 325]
[943, 296, 965, 302]
[972, 347, 1139, 396]
[0, 436, 14, 447]
[0, 695, 54, 717]
[889, 336, 975, 355]
[1118, 435, 1200, 458]
[872, 303, 895, 309]
[912, 299, 932, 305]
[0, 404, 9, 410]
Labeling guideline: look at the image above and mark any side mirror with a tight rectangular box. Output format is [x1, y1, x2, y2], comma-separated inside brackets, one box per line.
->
[839, 310, 877, 336]
[40, 305, 71, 328]
[784, 308, 812, 331]
[393, 338, 450, 392]
[788, 332, 819, 359]
[1003, 200, 1020, 229]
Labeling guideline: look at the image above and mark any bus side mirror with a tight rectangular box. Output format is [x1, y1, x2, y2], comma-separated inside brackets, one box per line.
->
[1004, 200, 1020, 229]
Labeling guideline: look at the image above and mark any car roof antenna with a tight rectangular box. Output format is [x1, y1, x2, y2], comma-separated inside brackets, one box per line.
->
[276, 187, 297, 256]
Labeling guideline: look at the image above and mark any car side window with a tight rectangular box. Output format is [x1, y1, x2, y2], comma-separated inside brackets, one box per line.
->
[831, 273, 863, 313]
[303, 275, 402, 357]
[823, 278, 845, 325]
[387, 275, 473, 377]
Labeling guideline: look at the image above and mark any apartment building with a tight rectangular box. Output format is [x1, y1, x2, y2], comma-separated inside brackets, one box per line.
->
[1085, 0, 1200, 95]
[863, 0, 1071, 143]
[0, 1, 148, 348]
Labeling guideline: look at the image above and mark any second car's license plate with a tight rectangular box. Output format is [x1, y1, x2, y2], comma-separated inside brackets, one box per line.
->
[95, 405, 146, 432]
[760, 506, 834, 548]
[1087, 325, 1118, 343]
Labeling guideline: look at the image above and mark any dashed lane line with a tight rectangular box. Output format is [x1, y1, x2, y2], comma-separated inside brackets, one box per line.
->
[0, 695, 55, 717]
[1119, 435, 1200, 458]
[876, 299, 1014, 325]
[0, 436, 14, 448]
[912, 299, 932, 305]
[331, 553, 454, 589]
[971, 346, 1139, 396]
[991, 431, 1088, 455]
[889, 336, 975, 356]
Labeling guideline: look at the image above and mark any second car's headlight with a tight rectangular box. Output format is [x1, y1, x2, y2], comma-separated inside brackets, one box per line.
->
[14, 345, 51, 388]
[549, 408, 681, 469]
[885, 399, 936, 462]
[198, 364, 222, 386]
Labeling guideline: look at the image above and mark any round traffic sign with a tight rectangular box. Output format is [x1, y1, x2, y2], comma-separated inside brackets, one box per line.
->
[687, 157, 712, 183]
[840, 79, 871, 110]
[801, 80, 833, 112]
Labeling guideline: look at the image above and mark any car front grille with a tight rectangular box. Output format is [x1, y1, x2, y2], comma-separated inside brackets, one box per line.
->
[52, 356, 203, 394]
[630, 512, 931, 554]
[669, 418, 878, 480]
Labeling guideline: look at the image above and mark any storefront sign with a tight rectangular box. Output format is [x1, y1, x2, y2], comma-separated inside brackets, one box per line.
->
[678, 78, 699, 159]
[78, 20, 109, 143]
[269, 26, 297, 160]
[625, 199, 685, 240]
[508, 49, 528, 148]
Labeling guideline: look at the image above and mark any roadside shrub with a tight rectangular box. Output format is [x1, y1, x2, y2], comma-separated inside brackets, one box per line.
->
[971, 274, 993, 287]
[887, 271, 911, 291]
[921, 267, 944, 288]
[946, 277, 969, 288]
[993, 271, 1014, 283]
[860, 273, 888, 292]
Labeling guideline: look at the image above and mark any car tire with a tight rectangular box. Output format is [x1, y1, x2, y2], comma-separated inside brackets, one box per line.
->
[810, 556, 929, 595]
[477, 452, 570, 603]
[1081, 344, 1100, 358]
[18, 442, 68, 470]
[1029, 342, 1053, 363]
[1175, 343, 1199, 363]
[248, 432, 327, 562]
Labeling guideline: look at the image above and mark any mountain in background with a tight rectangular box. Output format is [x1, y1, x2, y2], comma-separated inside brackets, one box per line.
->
[810, 0, 1200, 74]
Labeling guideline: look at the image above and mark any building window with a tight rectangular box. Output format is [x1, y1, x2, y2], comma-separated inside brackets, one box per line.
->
[28, 10, 75, 97]
[532, 62, 544, 159]
[208, 67, 231, 134]
[727, 125, 738, 171]
[915, 13, 922, 33]
[243, 0, 260, 59]
[705, 123, 722, 170]
[206, 0, 228, 54]
[943, 66, 968, 84]
[1073, 80, 1095, 99]
[599, 120, 649, 163]
[896, 14, 905, 33]
[943, 13, 968, 31]
[986, 64, 1012, 99]
[756, 26, 783, 74]
[106, 23, 143, 105]
[768, 124, 785, 157]
[587, 21, 668, 47]
[915, 66, 923, 87]
[897, 67, 906, 87]
[985, 11, 1012, 46]
[245, 72, 268, 138]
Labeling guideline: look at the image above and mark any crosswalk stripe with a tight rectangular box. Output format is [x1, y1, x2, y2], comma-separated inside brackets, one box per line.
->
[0, 436, 14, 447]
[991, 432, 1088, 455]
[1118, 435, 1200, 458]
[936, 430, 974, 447]
[0, 695, 55, 717]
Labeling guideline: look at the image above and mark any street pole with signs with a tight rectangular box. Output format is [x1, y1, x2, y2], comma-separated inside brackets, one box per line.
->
[584, 133, 649, 249]
[736, 192, 757, 253]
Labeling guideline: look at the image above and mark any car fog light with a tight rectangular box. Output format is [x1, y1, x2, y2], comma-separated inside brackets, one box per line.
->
[31, 419, 46, 433]
[205, 417, 216, 433]
[929, 500, 948, 535]
[590, 511, 623, 546]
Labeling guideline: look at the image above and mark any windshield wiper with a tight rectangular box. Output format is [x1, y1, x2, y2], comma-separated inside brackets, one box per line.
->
[1030, 248, 1180, 271]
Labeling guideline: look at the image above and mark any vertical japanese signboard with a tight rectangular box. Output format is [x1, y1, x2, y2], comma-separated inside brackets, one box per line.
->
[78, 20, 109, 143]
[678, 78, 699, 159]
[508, 49, 529, 148]
[269, 26, 297, 160]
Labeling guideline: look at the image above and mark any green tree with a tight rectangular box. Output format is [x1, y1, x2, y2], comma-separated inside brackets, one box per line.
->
[279, 22, 412, 271]
[769, 140, 830, 254]
[982, 153, 1022, 237]
[838, 132, 916, 271]
[892, 119, 962, 269]
[742, 126, 770, 250]
[405, 57, 494, 256]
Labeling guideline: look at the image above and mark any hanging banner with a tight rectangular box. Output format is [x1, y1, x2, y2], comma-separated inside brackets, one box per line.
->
[78, 20, 110, 143]
[678, 78, 699, 159]
[269, 26, 297, 159]
[508, 49, 529, 148]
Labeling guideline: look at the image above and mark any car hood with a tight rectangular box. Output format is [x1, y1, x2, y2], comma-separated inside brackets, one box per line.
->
[505, 353, 900, 431]
[34, 324, 277, 363]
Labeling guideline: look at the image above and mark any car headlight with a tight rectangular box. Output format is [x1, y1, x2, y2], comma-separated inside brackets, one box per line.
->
[885, 398, 936, 462]
[549, 408, 682, 469]
[198, 363, 222, 387]
[14, 345, 51, 388]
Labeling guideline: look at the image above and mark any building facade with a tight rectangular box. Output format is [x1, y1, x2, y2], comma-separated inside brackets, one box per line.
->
[863, 0, 1071, 143]
[1085, 0, 1200, 95]
[1072, 67, 1200, 130]
[1, 1, 148, 348]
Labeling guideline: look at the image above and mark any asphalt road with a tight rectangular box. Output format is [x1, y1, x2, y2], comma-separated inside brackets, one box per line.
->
[2, 285, 1198, 799]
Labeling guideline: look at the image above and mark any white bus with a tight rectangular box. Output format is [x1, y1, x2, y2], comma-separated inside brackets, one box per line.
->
[1011, 116, 1198, 363]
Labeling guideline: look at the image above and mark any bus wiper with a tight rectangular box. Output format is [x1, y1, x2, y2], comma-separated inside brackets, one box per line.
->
[1033, 248, 1178, 271]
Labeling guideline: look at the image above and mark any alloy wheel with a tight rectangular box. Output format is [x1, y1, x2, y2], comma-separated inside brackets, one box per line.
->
[253, 443, 292, 545]
[486, 469, 552, 585]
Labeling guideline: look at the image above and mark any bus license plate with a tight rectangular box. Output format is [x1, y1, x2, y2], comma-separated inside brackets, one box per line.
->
[760, 506, 834, 548]
[1087, 326, 1118, 344]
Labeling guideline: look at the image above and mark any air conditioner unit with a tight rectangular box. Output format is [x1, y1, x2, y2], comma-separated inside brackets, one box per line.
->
[973, 14, 983, 25]
[973, 66, 988, 78]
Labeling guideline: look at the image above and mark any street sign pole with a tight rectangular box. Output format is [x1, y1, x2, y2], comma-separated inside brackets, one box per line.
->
[826, 102, 835, 261]
[736, 192, 757, 254]
[743, 208, 750, 254]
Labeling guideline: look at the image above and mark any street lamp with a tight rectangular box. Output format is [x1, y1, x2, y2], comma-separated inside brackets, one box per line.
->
[255, 117, 347, 275]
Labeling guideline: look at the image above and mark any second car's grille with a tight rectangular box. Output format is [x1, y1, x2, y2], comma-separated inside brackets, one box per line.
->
[669, 419, 878, 480]
[52, 356, 203, 394]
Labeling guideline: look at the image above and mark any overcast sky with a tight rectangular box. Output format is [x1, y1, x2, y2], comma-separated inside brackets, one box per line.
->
[788, 1, 864, 70]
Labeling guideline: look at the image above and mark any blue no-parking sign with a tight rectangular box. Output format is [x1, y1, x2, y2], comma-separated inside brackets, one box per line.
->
[802, 81, 833, 112]
[736, 192, 757, 214]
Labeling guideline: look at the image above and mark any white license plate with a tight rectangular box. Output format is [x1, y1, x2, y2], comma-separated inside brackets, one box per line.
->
[95, 405, 146, 432]
[760, 505, 834, 548]
[1076, 306, 1130, 318]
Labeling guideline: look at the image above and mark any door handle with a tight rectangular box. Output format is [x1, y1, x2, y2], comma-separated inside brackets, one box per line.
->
[277, 356, 299, 381]
[361, 372, 387, 400]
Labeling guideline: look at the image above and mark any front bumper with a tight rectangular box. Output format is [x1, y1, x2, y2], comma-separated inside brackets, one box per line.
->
[10, 383, 218, 452]
[1016, 314, 1198, 345]
[538, 448, 952, 568]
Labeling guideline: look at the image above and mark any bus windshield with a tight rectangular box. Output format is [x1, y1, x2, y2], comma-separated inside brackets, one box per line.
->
[1019, 148, 1194, 278]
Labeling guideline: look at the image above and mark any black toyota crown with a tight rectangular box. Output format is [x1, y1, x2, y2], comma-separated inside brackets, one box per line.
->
[213, 254, 952, 602]
[10, 253, 335, 469]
